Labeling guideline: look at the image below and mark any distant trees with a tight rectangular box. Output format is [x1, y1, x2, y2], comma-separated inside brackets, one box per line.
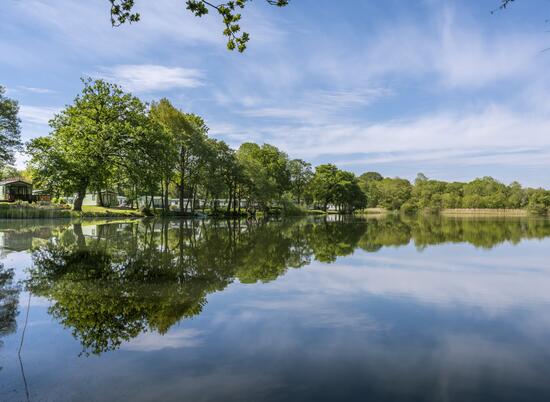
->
[24, 78, 550, 216]
[0, 86, 22, 168]
[308, 164, 366, 212]
[358, 172, 383, 207]
[288, 159, 313, 204]
[25, 78, 370, 215]
[372, 178, 412, 211]
[357, 172, 550, 215]
[236, 143, 290, 211]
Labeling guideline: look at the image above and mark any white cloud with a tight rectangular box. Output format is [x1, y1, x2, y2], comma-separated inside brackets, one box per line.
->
[265, 251, 550, 317]
[317, 6, 546, 90]
[18, 86, 55, 94]
[19, 105, 60, 125]
[97, 64, 203, 93]
[216, 104, 550, 173]
[238, 87, 391, 120]
[122, 328, 204, 352]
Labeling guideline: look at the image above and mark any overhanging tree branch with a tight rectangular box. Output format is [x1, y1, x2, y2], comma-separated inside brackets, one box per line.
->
[109, 0, 289, 52]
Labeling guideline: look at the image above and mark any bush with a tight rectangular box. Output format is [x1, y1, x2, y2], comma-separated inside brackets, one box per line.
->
[527, 202, 548, 216]
[400, 200, 418, 215]
[58, 198, 66, 205]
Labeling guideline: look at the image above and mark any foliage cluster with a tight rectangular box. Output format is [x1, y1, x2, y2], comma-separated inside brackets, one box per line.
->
[358, 172, 550, 215]
[27, 79, 365, 215]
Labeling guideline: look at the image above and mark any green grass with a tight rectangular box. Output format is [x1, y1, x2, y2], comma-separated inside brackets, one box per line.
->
[80, 205, 144, 217]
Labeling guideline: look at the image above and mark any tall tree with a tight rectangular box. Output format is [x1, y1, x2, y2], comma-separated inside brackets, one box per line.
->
[237, 143, 290, 211]
[0, 86, 22, 167]
[150, 100, 208, 213]
[308, 164, 339, 211]
[27, 79, 149, 211]
[288, 159, 313, 204]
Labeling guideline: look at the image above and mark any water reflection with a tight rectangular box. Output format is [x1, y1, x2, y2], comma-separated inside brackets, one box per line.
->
[0, 264, 19, 352]
[19, 215, 550, 355]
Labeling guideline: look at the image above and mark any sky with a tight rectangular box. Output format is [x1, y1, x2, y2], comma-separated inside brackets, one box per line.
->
[2, 0, 550, 187]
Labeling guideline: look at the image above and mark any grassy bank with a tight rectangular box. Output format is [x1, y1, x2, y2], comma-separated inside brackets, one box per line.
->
[0, 203, 144, 219]
[80, 206, 144, 217]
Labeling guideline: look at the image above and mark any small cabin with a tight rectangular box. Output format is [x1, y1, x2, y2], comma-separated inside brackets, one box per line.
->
[0, 178, 33, 202]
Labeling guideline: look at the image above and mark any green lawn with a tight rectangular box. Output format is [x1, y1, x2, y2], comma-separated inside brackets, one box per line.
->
[80, 205, 144, 217]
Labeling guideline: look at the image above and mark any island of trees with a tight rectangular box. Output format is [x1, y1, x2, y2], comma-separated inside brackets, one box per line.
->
[1, 79, 550, 217]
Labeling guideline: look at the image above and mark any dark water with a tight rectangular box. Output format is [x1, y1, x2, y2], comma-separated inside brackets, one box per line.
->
[1, 215, 550, 401]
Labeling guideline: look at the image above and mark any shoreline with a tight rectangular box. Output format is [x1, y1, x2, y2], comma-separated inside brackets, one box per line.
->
[439, 208, 529, 217]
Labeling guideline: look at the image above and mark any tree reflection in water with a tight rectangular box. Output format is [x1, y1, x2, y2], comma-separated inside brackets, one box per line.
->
[0, 264, 20, 368]
[24, 215, 550, 355]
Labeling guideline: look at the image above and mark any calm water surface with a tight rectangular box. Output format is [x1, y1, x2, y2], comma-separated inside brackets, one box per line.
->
[1, 215, 550, 401]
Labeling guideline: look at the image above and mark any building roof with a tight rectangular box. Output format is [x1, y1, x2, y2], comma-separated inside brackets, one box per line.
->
[0, 177, 32, 186]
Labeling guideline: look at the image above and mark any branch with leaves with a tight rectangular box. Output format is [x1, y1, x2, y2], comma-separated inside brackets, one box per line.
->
[109, 0, 289, 52]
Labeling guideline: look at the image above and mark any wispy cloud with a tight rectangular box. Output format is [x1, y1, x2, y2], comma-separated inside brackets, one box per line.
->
[19, 105, 60, 125]
[96, 64, 203, 93]
[18, 86, 55, 94]
[122, 328, 204, 352]
[238, 87, 391, 121]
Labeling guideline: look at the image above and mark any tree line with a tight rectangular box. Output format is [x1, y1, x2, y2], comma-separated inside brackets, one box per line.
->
[26, 79, 365, 214]
[3, 80, 550, 216]
[359, 173, 550, 215]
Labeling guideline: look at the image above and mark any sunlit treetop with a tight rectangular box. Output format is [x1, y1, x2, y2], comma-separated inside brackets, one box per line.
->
[109, 0, 290, 52]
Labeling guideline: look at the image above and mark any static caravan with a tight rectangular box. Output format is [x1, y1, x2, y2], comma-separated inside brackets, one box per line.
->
[0, 178, 33, 202]
[81, 191, 119, 207]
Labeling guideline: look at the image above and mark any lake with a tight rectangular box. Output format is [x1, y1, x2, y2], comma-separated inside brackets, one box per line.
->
[1, 215, 550, 401]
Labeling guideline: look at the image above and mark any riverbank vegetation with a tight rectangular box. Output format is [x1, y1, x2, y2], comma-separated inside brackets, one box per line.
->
[2, 80, 549, 218]
[26, 79, 365, 216]
[359, 173, 550, 216]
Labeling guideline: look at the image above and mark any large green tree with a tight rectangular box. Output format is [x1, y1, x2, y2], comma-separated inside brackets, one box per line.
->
[0, 86, 22, 167]
[236, 143, 290, 211]
[288, 158, 313, 204]
[27, 79, 149, 211]
[150, 99, 210, 213]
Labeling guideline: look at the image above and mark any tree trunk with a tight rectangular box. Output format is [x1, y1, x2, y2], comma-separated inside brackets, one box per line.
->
[73, 182, 87, 212]
[179, 147, 186, 213]
[164, 179, 170, 213]
[191, 185, 197, 213]
[227, 185, 233, 214]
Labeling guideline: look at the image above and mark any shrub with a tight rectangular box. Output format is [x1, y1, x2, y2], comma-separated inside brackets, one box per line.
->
[527, 202, 548, 216]
[400, 200, 418, 215]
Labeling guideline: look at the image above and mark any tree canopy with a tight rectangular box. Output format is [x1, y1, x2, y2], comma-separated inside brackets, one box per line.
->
[0, 86, 22, 167]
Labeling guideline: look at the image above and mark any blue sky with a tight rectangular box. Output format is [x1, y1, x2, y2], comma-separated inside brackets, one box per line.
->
[2, 0, 550, 186]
